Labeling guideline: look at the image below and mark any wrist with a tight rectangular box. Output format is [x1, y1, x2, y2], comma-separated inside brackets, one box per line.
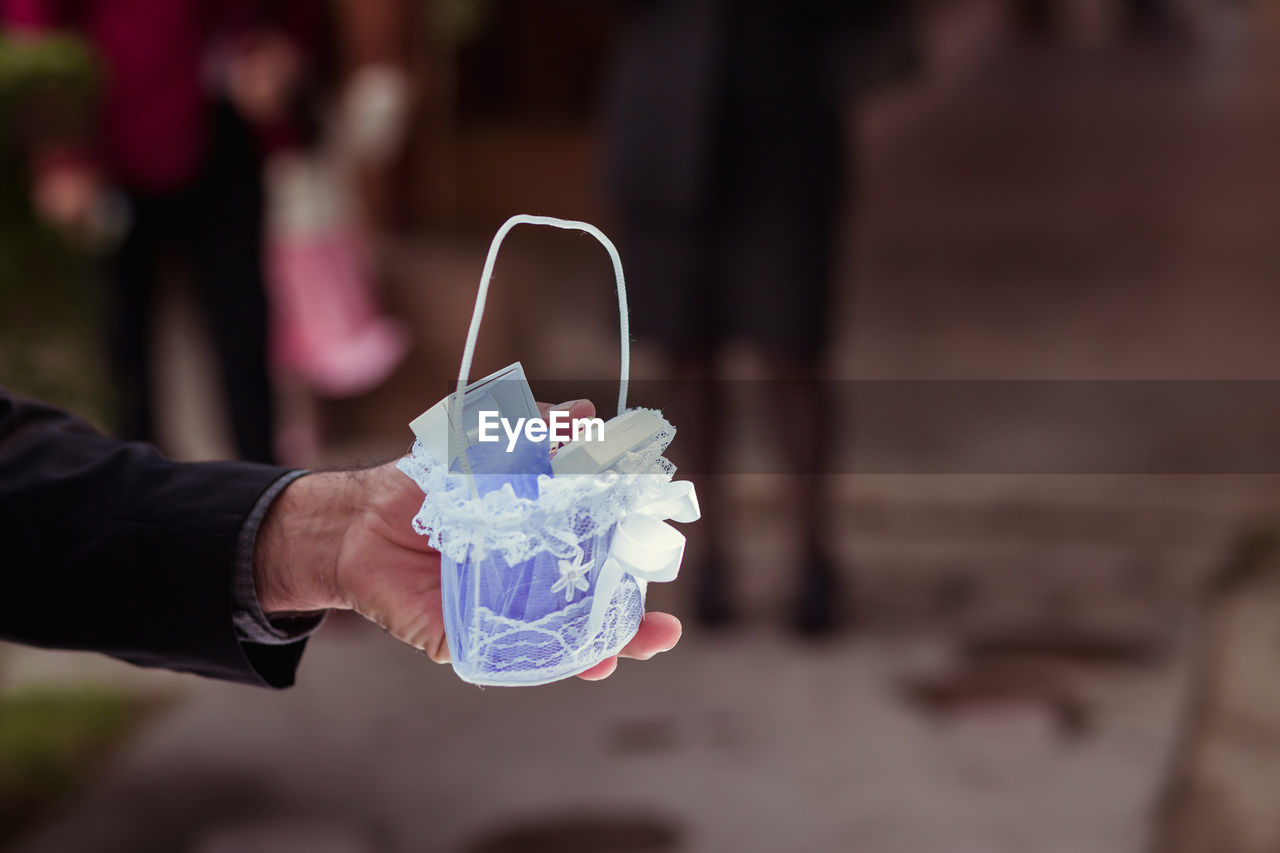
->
[254, 471, 365, 614]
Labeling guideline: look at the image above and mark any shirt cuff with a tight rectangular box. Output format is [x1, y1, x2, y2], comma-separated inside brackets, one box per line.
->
[232, 470, 327, 645]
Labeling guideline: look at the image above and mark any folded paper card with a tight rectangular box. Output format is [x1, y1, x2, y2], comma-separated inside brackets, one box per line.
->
[396, 215, 700, 686]
[409, 362, 540, 466]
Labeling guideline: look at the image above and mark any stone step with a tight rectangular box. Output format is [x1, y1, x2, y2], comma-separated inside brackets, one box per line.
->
[714, 475, 1280, 648]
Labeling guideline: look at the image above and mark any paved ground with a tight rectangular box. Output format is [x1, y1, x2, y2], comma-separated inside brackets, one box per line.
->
[8, 2, 1280, 850]
[6, 622, 1188, 853]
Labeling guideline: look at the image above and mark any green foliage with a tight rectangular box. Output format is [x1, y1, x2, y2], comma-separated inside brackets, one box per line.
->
[0, 33, 108, 424]
[0, 685, 148, 843]
[0, 32, 96, 104]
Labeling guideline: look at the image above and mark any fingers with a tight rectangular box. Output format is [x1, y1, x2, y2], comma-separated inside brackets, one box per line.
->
[33, 163, 103, 236]
[422, 623, 451, 664]
[538, 399, 598, 459]
[574, 612, 682, 681]
[536, 399, 597, 424]
[566, 399, 596, 421]
[618, 612, 682, 661]
[575, 656, 618, 681]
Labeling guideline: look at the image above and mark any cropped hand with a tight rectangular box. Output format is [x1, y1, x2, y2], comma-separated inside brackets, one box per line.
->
[225, 32, 302, 125]
[254, 400, 681, 680]
[31, 159, 103, 237]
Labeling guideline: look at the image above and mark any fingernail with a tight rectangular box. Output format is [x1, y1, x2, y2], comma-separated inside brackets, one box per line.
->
[551, 399, 589, 412]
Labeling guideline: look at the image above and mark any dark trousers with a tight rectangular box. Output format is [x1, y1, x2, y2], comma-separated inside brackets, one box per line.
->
[108, 103, 275, 463]
[1013, 0, 1174, 34]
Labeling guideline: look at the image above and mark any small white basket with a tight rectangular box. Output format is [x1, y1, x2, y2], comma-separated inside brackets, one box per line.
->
[397, 215, 698, 686]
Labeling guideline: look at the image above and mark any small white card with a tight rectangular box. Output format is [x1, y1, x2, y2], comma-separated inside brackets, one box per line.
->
[409, 362, 540, 463]
[550, 408, 666, 475]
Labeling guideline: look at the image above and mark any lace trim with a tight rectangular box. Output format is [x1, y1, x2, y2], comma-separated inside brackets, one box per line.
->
[458, 574, 645, 686]
[395, 409, 676, 564]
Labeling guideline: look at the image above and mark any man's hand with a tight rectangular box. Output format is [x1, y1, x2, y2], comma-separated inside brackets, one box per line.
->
[31, 158, 103, 237]
[253, 400, 682, 680]
[225, 32, 303, 125]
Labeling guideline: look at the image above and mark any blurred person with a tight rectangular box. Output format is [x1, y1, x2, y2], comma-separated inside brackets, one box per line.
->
[0, 0, 330, 464]
[604, 0, 908, 635]
[1011, 0, 1180, 38]
[1124, 0, 1180, 35]
[264, 32, 414, 465]
[0, 388, 680, 685]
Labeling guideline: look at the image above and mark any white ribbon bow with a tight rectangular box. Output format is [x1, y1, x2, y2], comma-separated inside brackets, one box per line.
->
[586, 479, 701, 639]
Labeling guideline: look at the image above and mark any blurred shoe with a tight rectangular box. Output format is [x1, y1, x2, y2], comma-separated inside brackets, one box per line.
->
[694, 552, 736, 628]
[791, 552, 842, 638]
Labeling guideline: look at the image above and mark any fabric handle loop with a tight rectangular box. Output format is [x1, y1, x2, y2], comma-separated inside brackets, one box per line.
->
[455, 214, 631, 420]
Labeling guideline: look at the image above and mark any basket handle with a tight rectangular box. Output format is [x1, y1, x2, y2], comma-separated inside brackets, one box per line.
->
[456, 214, 630, 417]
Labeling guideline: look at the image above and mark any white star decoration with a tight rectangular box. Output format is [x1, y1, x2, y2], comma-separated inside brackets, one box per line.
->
[551, 553, 591, 602]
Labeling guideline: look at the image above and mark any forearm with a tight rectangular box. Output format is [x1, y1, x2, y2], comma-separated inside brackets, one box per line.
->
[253, 470, 369, 614]
[0, 391, 303, 686]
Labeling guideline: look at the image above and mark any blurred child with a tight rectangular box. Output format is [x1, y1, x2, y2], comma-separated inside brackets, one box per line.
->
[1, 0, 327, 464]
[264, 62, 411, 465]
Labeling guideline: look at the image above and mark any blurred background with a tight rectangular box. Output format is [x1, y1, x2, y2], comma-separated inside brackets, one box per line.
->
[6, 0, 1280, 850]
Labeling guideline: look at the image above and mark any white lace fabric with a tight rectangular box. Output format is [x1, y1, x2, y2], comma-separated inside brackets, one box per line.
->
[395, 410, 678, 686]
[467, 577, 646, 686]
[396, 411, 675, 564]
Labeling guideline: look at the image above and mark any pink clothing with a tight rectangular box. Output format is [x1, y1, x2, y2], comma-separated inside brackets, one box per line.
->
[268, 228, 408, 397]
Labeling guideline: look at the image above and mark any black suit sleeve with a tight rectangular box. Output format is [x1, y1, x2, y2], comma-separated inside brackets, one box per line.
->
[0, 389, 307, 687]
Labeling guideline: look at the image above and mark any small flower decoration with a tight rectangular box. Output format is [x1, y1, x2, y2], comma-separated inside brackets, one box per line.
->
[551, 552, 591, 602]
